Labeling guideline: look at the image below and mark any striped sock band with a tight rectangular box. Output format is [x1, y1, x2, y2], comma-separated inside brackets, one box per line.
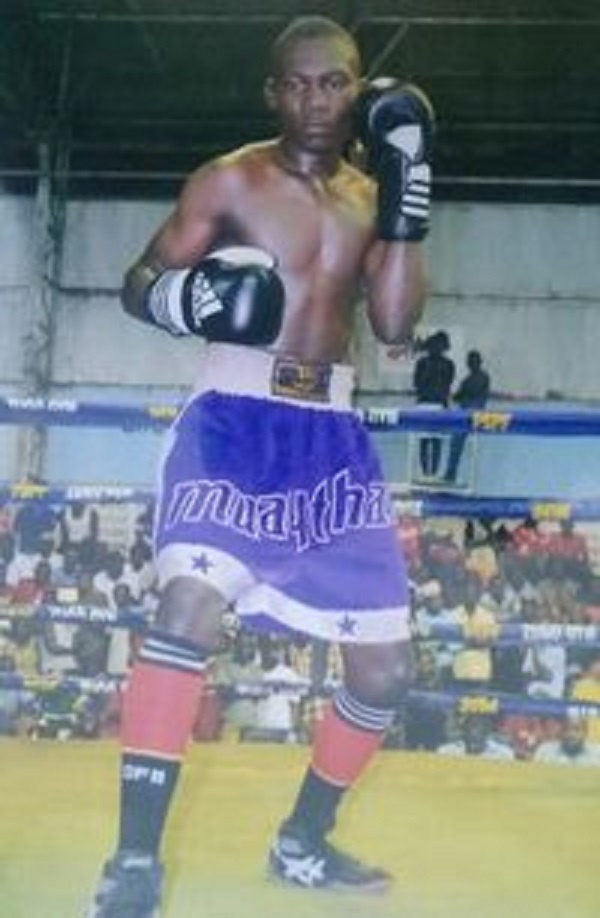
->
[137, 630, 210, 674]
[333, 687, 396, 733]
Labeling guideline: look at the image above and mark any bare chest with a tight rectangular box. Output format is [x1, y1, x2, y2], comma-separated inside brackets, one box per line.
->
[232, 171, 373, 276]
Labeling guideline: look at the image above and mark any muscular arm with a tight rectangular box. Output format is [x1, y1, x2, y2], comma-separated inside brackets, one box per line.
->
[362, 239, 427, 344]
[121, 163, 228, 321]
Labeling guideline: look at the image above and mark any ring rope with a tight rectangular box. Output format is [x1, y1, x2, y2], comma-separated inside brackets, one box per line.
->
[3, 483, 600, 523]
[1, 395, 600, 436]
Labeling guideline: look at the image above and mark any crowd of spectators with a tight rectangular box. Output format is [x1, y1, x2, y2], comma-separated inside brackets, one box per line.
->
[0, 495, 599, 766]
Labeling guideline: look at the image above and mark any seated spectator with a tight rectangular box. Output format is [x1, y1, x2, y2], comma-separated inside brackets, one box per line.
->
[95, 501, 145, 556]
[58, 500, 99, 568]
[213, 633, 264, 739]
[36, 617, 77, 677]
[105, 582, 137, 677]
[5, 616, 38, 679]
[253, 639, 306, 744]
[413, 577, 455, 684]
[404, 647, 447, 751]
[396, 515, 423, 572]
[481, 573, 521, 622]
[12, 488, 59, 555]
[0, 558, 13, 606]
[72, 623, 110, 678]
[10, 557, 55, 607]
[0, 652, 34, 736]
[52, 546, 83, 605]
[0, 500, 15, 564]
[547, 520, 590, 580]
[437, 714, 514, 760]
[533, 716, 600, 766]
[449, 574, 499, 688]
[423, 527, 464, 582]
[123, 538, 156, 602]
[521, 593, 567, 700]
[6, 536, 61, 593]
[93, 550, 128, 607]
[570, 655, 600, 744]
[463, 520, 499, 587]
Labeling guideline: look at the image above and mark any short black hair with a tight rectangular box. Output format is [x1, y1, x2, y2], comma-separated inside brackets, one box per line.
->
[270, 15, 361, 76]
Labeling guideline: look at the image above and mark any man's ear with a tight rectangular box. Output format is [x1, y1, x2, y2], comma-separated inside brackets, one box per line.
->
[263, 76, 277, 111]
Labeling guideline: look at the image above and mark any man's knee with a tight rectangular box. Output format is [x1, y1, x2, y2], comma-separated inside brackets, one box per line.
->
[342, 641, 415, 709]
[154, 576, 226, 650]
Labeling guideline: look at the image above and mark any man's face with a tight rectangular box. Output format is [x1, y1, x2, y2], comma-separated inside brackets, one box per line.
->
[266, 36, 360, 153]
[562, 719, 586, 755]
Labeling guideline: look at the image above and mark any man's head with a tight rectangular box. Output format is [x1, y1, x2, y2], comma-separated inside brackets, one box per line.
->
[462, 715, 493, 755]
[466, 350, 483, 371]
[561, 716, 588, 756]
[264, 16, 361, 154]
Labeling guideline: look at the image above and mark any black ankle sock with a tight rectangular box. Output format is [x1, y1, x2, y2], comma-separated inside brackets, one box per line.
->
[286, 768, 345, 843]
[118, 753, 181, 854]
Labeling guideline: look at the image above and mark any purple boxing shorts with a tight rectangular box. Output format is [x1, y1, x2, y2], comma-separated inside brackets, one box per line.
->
[154, 344, 410, 644]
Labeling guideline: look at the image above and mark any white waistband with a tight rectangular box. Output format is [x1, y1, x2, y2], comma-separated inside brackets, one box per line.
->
[193, 343, 355, 411]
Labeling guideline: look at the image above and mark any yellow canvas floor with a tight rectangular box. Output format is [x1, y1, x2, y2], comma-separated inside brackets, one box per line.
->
[1, 739, 598, 918]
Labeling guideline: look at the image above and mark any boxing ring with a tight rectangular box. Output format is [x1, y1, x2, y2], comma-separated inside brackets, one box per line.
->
[1, 397, 600, 918]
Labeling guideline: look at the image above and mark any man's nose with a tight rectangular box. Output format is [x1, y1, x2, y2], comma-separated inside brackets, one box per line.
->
[304, 82, 329, 110]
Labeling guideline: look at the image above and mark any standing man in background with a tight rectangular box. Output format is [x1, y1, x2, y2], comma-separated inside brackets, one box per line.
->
[444, 349, 491, 483]
[87, 15, 433, 915]
[413, 330, 455, 479]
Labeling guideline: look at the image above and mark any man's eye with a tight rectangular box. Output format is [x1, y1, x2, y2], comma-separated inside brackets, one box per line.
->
[326, 75, 349, 92]
[282, 78, 304, 92]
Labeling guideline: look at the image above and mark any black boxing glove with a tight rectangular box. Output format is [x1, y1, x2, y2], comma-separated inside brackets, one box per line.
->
[144, 246, 284, 345]
[354, 79, 434, 242]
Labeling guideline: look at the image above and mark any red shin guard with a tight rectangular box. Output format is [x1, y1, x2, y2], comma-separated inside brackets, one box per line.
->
[121, 660, 206, 759]
[311, 702, 385, 787]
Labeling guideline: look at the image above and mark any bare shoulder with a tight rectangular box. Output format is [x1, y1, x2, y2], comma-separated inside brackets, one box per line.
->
[188, 141, 276, 187]
[335, 158, 376, 212]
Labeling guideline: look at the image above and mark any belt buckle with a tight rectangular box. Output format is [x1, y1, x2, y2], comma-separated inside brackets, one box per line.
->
[272, 356, 332, 403]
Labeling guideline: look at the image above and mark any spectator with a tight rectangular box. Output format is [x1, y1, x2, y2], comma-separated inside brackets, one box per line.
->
[72, 623, 110, 678]
[93, 551, 128, 607]
[570, 655, 600, 743]
[123, 538, 156, 603]
[521, 593, 567, 700]
[413, 577, 455, 683]
[450, 574, 498, 688]
[52, 546, 83, 604]
[254, 640, 306, 743]
[437, 714, 514, 760]
[444, 350, 490, 483]
[533, 716, 600, 766]
[105, 582, 137, 677]
[547, 520, 590, 580]
[12, 489, 58, 555]
[6, 536, 61, 592]
[413, 330, 455, 478]
[0, 500, 15, 563]
[58, 501, 99, 568]
[11, 557, 55, 607]
[214, 632, 264, 739]
[0, 652, 34, 736]
[404, 647, 447, 750]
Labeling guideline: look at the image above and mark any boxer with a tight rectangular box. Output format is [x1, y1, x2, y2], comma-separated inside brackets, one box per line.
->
[86, 15, 433, 915]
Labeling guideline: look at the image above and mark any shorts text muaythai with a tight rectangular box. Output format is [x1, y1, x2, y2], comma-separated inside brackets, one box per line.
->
[154, 344, 410, 644]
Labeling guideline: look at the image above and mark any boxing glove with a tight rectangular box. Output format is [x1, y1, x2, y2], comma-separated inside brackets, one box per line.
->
[354, 79, 434, 241]
[144, 246, 285, 345]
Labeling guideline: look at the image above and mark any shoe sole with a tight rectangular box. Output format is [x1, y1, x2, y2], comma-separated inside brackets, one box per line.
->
[266, 865, 392, 895]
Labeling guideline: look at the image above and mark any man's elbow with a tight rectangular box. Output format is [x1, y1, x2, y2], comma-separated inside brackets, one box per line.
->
[372, 298, 425, 345]
[120, 263, 151, 322]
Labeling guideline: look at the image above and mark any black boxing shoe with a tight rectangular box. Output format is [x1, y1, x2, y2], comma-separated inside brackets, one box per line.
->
[268, 821, 392, 893]
[85, 850, 163, 917]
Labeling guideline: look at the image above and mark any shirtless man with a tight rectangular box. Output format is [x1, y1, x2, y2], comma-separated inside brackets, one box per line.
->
[87, 15, 433, 916]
